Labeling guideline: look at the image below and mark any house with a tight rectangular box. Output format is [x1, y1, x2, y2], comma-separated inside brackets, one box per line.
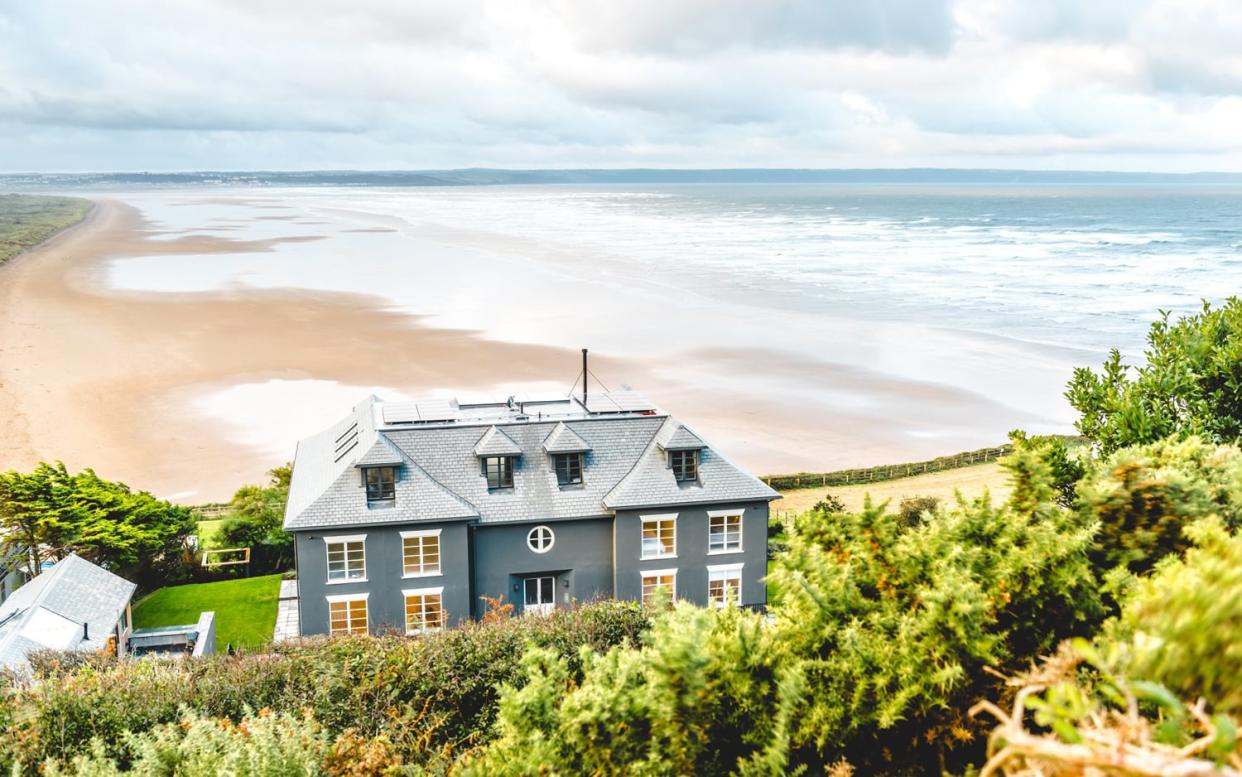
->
[0, 554, 136, 673]
[283, 388, 778, 636]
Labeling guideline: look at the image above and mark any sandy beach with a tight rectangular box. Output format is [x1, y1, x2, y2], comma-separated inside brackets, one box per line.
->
[0, 194, 1057, 503]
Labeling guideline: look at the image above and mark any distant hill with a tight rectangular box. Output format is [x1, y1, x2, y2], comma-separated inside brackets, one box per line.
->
[4, 168, 1242, 189]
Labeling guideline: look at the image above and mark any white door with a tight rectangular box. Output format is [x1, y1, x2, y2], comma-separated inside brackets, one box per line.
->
[523, 576, 555, 615]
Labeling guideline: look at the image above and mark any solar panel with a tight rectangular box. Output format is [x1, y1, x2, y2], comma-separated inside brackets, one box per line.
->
[585, 391, 656, 414]
[415, 399, 458, 422]
[381, 403, 419, 425]
[381, 399, 459, 425]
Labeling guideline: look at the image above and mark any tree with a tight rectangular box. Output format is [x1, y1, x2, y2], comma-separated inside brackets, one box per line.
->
[0, 462, 195, 587]
[1066, 298, 1242, 455]
[216, 464, 294, 573]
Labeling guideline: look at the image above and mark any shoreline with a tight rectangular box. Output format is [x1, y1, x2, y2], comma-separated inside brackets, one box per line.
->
[0, 195, 1053, 503]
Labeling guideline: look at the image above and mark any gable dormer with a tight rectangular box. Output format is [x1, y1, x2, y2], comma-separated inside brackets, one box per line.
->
[474, 426, 521, 490]
[542, 422, 591, 487]
[657, 423, 705, 483]
[356, 437, 404, 508]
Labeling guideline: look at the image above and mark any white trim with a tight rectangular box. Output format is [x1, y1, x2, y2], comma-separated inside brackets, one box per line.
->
[322, 533, 367, 544]
[325, 592, 370, 604]
[399, 528, 442, 539]
[640, 567, 678, 578]
[527, 524, 556, 554]
[401, 585, 445, 597]
[706, 509, 744, 518]
[707, 562, 745, 575]
[325, 577, 368, 585]
[640, 514, 677, 560]
[706, 548, 744, 556]
[402, 571, 442, 580]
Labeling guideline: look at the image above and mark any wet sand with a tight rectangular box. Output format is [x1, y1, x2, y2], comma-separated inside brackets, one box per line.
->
[0, 197, 1040, 503]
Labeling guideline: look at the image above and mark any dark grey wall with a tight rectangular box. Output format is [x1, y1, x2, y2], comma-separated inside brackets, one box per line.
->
[295, 521, 471, 636]
[472, 517, 615, 617]
[613, 501, 769, 607]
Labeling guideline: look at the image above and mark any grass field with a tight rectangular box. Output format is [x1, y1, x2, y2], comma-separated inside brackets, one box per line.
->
[132, 574, 283, 651]
[0, 194, 92, 265]
[772, 461, 1012, 518]
[196, 518, 228, 548]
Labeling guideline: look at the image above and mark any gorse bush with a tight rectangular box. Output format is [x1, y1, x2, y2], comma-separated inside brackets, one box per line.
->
[1077, 435, 1242, 577]
[770, 438, 1102, 773]
[45, 709, 330, 777]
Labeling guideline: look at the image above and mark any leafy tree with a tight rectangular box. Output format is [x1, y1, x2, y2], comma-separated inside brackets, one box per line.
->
[811, 493, 846, 514]
[770, 440, 1102, 774]
[0, 462, 194, 587]
[217, 465, 293, 573]
[1007, 430, 1085, 508]
[1076, 435, 1242, 578]
[1066, 298, 1242, 455]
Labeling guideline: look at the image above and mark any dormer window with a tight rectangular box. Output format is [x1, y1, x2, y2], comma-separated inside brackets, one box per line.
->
[483, 456, 515, 490]
[669, 449, 698, 482]
[364, 466, 396, 506]
[553, 452, 583, 486]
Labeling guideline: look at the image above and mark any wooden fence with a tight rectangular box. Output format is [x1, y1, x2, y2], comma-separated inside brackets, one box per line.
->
[762, 444, 1014, 492]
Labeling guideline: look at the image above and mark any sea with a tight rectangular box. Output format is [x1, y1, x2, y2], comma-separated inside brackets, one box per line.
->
[59, 181, 1242, 464]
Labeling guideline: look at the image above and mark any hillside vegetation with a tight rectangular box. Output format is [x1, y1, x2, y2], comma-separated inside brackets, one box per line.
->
[0, 194, 92, 265]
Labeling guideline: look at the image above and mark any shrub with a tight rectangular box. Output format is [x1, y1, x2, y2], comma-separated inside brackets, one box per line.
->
[1066, 297, 1242, 455]
[0, 601, 648, 773]
[895, 495, 939, 525]
[1076, 435, 1242, 577]
[769, 440, 1103, 774]
[45, 708, 330, 776]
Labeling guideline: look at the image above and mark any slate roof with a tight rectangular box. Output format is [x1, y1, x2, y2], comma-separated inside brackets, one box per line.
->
[604, 418, 779, 510]
[542, 422, 592, 454]
[284, 393, 778, 531]
[658, 422, 706, 451]
[0, 554, 136, 672]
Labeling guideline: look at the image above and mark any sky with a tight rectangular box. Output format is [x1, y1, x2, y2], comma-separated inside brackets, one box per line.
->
[1, 0, 1241, 172]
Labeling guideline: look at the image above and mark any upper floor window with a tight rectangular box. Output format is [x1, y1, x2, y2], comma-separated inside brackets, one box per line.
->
[553, 452, 583, 486]
[401, 529, 441, 577]
[641, 515, 677, 559]
[669, 449, 699, 482]
[364, 466, 396, 506]
[483, 456, 515, 490]
[708, 512, 743, 554]
[327, 593, 368, 635]
[325, 535, 366, 583]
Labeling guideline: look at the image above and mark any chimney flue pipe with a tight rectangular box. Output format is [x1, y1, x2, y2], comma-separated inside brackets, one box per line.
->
[582, 348, 589, 407]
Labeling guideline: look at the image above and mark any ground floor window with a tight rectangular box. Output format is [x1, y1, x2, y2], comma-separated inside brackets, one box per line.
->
[707, 563, 743, 608]
[404, 587, 445, 633]
[327, 594, 368, 635]
[640, 569, 677, 608]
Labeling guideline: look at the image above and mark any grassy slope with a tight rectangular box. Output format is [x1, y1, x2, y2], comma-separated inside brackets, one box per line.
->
[196, 518, 229, 548]
[0, 194, 92, 265]
[133, 574, 283, 651]
[773, 461, 1012, 517]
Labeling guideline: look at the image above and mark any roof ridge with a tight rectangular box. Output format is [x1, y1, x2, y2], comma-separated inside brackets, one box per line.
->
[601, 417, 669, 506]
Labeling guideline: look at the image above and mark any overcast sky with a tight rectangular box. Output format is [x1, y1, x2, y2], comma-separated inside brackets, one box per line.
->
[2, 0, 1241, 172]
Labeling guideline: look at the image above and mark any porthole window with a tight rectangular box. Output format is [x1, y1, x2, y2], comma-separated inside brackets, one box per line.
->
[527, 525, 555, 553]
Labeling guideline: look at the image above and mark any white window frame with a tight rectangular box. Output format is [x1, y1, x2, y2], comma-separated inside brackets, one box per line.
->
[400, 528, 443, 578]
[323, 534, 367, 584]
[707, 563, 744, 608]
[402, 586, 446, 635]
[640, 514, 678, 560]
[640, 568, 678, 608]
[527, 525, 555, 554]
[707, 510, 744, 555]
[325, 592, 369, 635]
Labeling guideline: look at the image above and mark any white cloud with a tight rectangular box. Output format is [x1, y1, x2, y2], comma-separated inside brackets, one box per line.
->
[0, 0, 1239, 171]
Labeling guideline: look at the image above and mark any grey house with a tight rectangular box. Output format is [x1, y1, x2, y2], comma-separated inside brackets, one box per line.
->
[283, 390, 778, 637]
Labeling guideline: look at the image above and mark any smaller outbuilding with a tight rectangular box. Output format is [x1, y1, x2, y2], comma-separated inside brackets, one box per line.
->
[0, 554, 136, 673]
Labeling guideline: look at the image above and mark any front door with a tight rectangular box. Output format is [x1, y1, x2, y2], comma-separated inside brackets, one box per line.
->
[523, 576, 555, 615]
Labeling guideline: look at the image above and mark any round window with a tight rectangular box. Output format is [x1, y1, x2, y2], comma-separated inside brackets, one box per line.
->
[527, 525, 555, 553]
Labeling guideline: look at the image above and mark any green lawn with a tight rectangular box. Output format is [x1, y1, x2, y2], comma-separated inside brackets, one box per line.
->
[196, 518, 228, 548]
[133, 574, 283, 651]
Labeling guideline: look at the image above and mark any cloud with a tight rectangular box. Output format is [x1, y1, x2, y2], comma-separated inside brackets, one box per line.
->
[0, 0, 1239, 171]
